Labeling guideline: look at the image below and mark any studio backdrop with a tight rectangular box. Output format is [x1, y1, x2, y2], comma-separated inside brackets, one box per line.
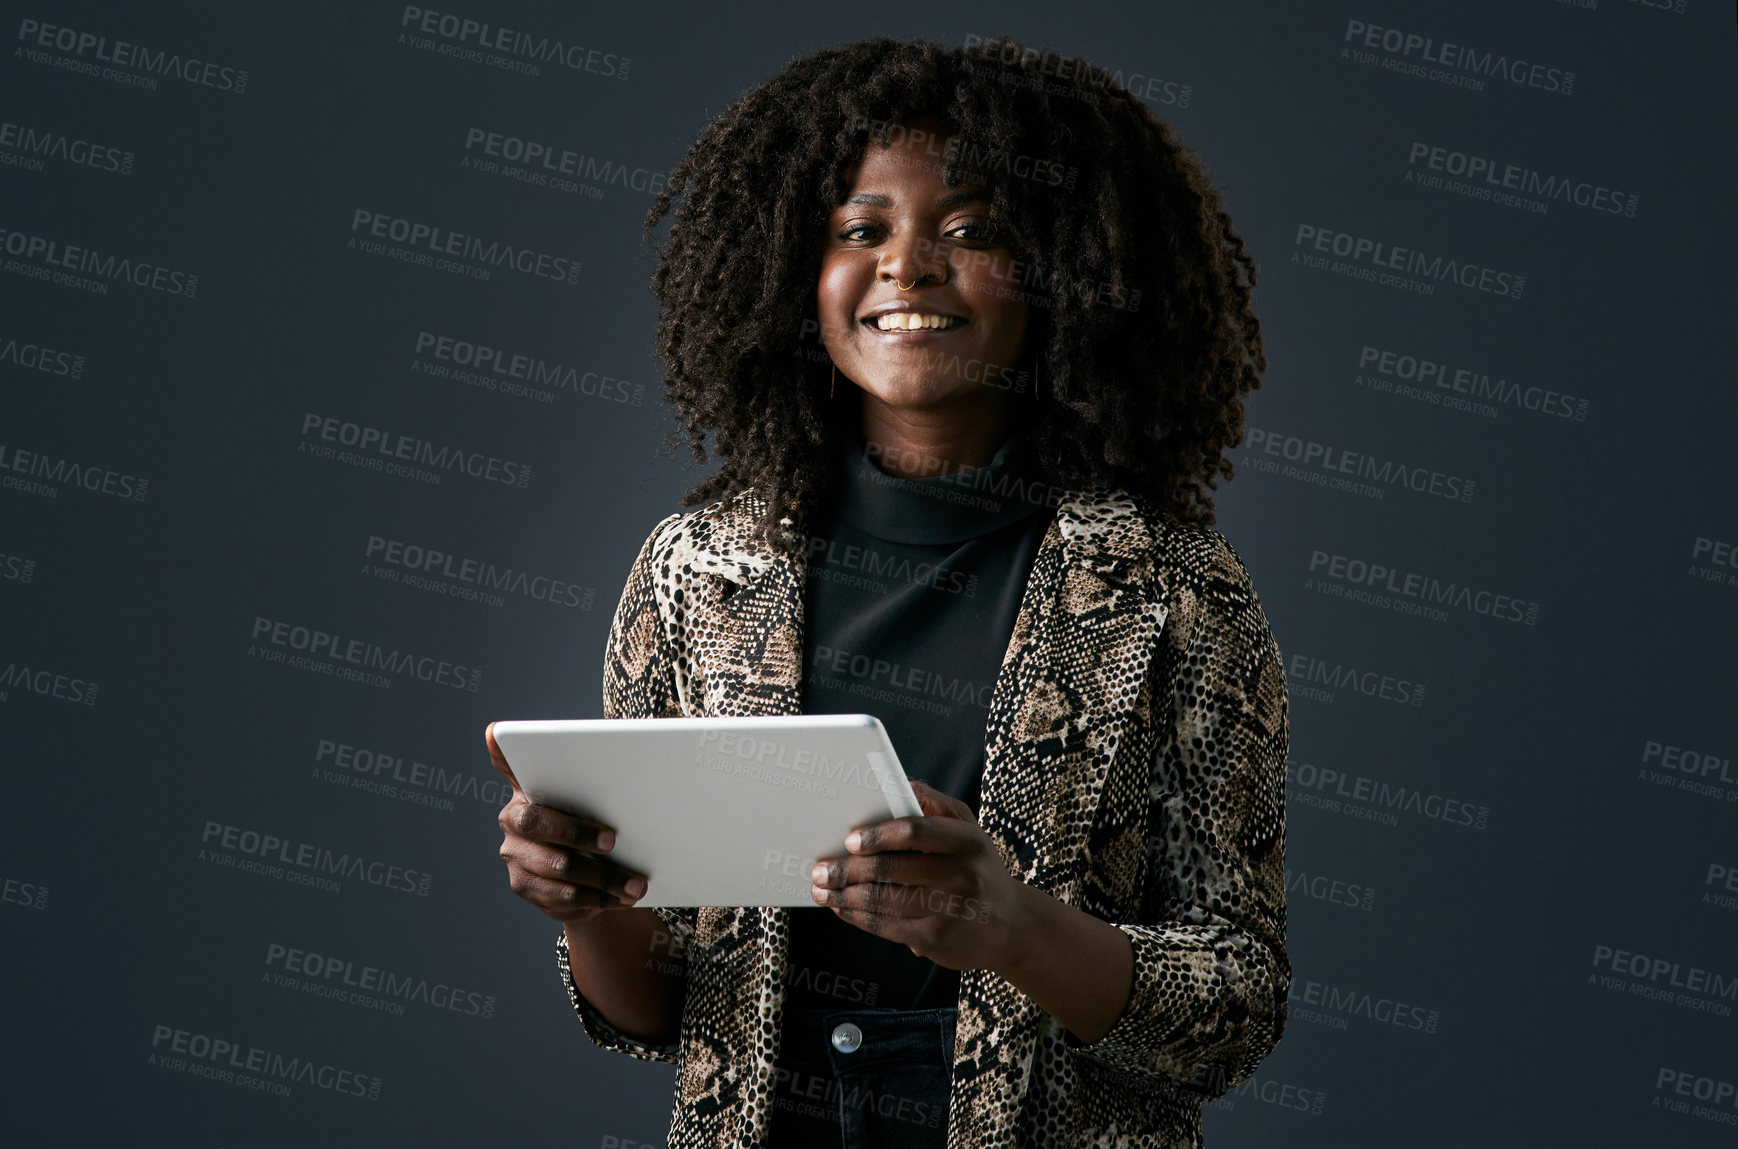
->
[2, 1, 1734, 1145]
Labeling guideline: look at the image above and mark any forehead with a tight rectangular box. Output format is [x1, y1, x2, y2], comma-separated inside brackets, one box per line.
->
[839, 123, 990, 202]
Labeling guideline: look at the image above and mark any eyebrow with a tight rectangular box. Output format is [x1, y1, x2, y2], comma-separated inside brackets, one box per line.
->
[843, 189, 990, 210]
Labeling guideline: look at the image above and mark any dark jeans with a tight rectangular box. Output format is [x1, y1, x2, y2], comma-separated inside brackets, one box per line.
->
[762, 1005, 956, 1149]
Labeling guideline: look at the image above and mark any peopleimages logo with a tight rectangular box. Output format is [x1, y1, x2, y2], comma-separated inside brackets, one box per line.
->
[1689, 536, 1738, 590]
[1286, 653, 1426, 707]
[0, 331, 86, 378]
[1341, 19, 1574, 96]
[298, 413, 531, 490]
[0, 660, 98, 705]
[0, 225, 198, 298]
[1590, 943, 1737, 1018]
[200, 820, 434, 898]
[412, 330, 642, 406]
[397, 6, 630, 79]
[694, 728, 882, 794]
[1653, 1067, 1738, 1130]
[1406, 142, 1638, 219]
[1242, 427, 1475, 504]
[0, 550, 38, 584]
[1704, 863, 1738, 912]
[0, 120, 134, 176]
[960, 34, 1192, 110]
[364, 534, 594, 609]
[1637, 738, 1737, 804]
[1307, 550, 1541, 626]
[1286, 757, 1489, 829]
[16, 19, 250, 94]
[2, 874, 49, 911]
[1356, 345, 1589, 423]
[461, 129, 668, 196]
[348, 210, 580, 286]
[314, 738, 513, 811]
[264, 941, 496, 1020]
[1288, 977, 1441, 1034]
[1284, 868, 1376, 912]
[148, 1024, 382, 1101]
[248, 615, 483, 692]
[1293, 224, 1524, 300]
[0, 442, 148, 502]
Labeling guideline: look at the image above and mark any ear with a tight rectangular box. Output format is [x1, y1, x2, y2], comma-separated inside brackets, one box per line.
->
[909, 779, 973, 822]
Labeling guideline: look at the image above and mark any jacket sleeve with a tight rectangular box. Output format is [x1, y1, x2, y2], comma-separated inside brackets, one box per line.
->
[555, 512, 702, 1065]
[1061, 530, 1290, 1096]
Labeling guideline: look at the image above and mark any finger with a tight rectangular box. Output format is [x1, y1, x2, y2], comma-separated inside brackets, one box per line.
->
[503, 842, 648, 905]
[825, 884, 929, 927]
[485, 722, 520, 790]
[503, 839, 647, 900]
[812, 851, 947, 891]
[908, 780, 972, 821]
[500, 795, 618, 854]
[848, 813, 973, 856]
[509, 869, 626, 918]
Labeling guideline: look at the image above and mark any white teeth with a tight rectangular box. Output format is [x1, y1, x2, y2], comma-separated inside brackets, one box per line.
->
[873, 313, 961, 331]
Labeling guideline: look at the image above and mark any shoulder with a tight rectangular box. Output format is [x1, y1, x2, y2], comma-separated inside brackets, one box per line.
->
[1155, 518, 1261, 603]
[630, 489, 773, 580]
[1074, 488, 1258, 596]
[1099, 490, 1277, 653]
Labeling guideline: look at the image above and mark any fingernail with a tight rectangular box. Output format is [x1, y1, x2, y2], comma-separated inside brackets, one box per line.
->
[811, 863, 827, 885]
[596, 830, 615, 852]
[844, 830, 862, 851]
[625, 876, 647, 897]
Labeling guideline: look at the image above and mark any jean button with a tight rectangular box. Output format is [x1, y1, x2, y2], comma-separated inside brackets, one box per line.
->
[830, 1021, 863, 1053]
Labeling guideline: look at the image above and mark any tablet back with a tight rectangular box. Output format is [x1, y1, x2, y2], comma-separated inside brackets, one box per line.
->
[490, 714, 919, 907]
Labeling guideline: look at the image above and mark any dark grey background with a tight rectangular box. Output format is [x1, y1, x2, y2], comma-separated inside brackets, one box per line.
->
[2, 1, 1734, 1145]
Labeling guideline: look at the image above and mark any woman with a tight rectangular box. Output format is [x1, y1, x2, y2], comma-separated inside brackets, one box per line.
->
[491, 35, 1289, 1149]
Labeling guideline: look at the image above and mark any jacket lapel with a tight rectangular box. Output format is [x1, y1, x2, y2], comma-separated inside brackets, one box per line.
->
[668, 500, 807, 1149]
[952, 488, 1163, 1147]
[669, 487, 1162, 1149]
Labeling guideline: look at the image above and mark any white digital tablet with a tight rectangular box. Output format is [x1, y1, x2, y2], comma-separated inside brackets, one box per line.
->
[489, 714, 921, 907]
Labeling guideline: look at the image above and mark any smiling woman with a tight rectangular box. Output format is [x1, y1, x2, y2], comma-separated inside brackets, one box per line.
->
[815, 113, 1030, 473]
[490, 34, 1288, 1149]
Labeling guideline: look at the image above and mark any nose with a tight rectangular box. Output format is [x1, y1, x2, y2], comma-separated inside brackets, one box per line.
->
[877, 232, 948, 288]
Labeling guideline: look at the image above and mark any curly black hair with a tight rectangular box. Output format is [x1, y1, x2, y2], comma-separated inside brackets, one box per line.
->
[643, 35, 1266, 551]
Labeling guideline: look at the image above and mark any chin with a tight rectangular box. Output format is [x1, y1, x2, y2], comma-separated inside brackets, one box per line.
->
[860, 378, 977, 408]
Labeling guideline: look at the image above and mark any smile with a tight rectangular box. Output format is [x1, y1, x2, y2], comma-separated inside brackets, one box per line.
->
[863, 313, 968, 332]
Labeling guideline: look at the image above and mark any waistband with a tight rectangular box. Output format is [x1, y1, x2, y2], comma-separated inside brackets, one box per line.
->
[778, 1005, 958, 1073]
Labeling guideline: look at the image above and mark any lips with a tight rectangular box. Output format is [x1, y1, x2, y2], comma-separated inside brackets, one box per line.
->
[865, 314, 965, 333]
[858, 303, 970, 335]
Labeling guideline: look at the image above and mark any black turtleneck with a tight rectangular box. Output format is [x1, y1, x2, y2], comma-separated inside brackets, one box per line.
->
[783, 418, 1057, 1015]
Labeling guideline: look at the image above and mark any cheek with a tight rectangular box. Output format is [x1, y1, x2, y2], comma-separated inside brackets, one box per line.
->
[952, 258, 1025, 337]
[953, 248, 1020, 293]
[817, 258, 866, 337]
[974, 298, 1028, 359]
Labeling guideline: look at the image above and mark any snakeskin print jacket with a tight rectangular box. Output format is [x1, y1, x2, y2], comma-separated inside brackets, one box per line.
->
[554, 484, 1290, 1148]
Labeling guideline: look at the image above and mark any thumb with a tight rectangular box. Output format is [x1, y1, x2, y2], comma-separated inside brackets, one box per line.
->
[910, 780, 971, 821]
[484, 722, 522, 793]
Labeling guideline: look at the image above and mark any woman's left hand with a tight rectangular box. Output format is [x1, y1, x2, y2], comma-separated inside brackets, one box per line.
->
[810, 780, 1031, 973]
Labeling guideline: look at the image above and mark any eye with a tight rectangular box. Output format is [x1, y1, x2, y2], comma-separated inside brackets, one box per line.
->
[946, 220, 999, 243]
[837, 222, 881, 242]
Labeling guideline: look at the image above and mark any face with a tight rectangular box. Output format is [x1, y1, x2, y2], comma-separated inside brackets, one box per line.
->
[816, 114, 1030, 417]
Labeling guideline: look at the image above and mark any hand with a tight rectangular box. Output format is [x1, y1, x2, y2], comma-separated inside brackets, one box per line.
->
[487, 722, 650, 924]
[809, 779, 1031, 972]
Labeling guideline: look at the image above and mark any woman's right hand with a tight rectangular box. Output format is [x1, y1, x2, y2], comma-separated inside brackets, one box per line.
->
[488, 722, 650, 924]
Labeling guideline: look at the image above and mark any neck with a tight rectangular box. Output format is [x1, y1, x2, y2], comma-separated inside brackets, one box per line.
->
[857, 389, 1016, 479]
